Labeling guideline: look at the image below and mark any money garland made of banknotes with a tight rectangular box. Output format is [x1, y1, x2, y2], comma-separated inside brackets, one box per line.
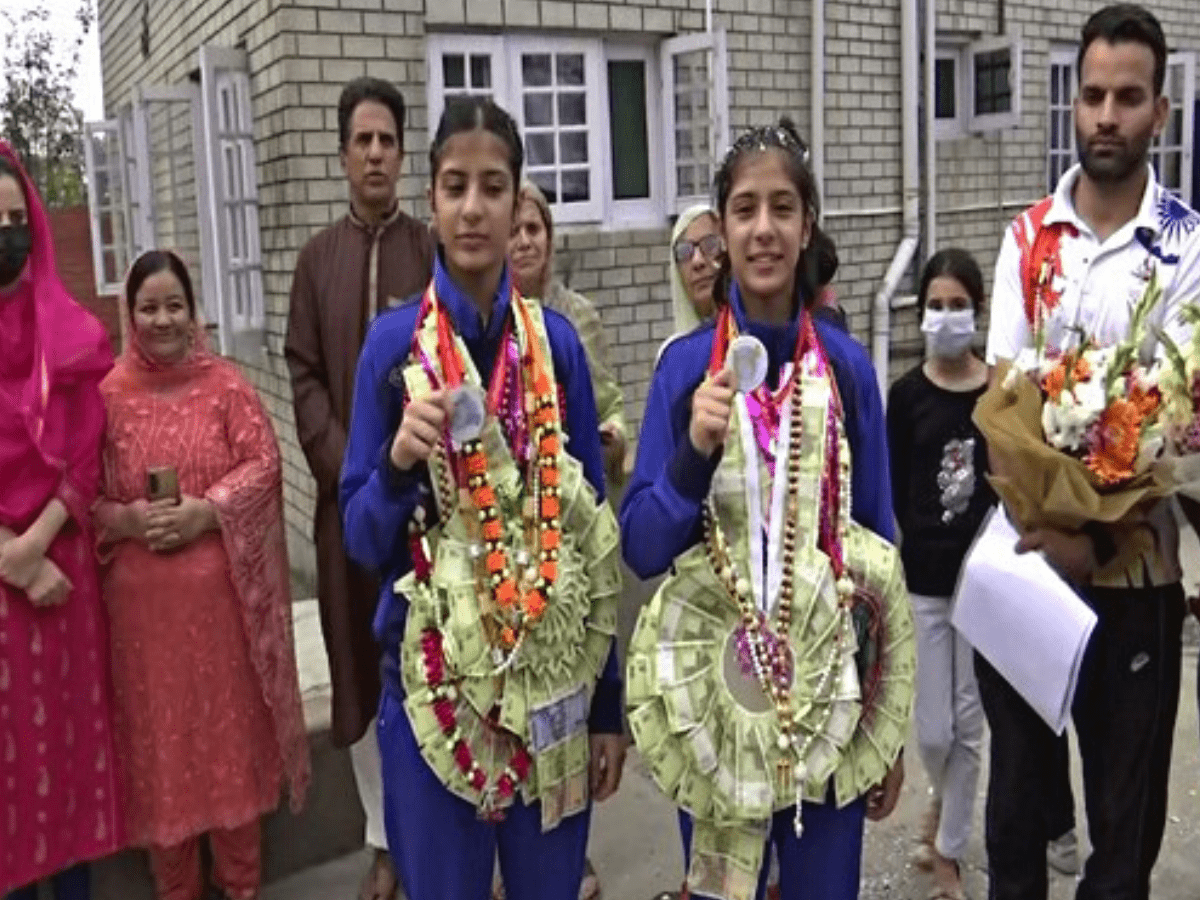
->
[627, 309, 915, 900]
[396, 284, 621, 833]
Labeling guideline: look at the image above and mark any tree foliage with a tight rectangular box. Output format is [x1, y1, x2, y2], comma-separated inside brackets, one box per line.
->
[1, 1, 95, 207]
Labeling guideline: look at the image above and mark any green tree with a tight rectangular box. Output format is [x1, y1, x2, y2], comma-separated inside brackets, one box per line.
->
[1, 0, 95, 207]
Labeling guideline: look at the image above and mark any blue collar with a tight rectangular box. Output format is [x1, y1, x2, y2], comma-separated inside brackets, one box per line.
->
[432, 249, 514, 346]
[728, 281, 803, 377]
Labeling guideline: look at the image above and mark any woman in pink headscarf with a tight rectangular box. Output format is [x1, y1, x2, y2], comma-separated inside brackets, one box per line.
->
[94, 249, 309, 900]
[0, 144, 121, 900]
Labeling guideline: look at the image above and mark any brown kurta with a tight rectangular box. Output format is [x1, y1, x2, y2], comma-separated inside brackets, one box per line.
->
[285, 206, 434, 746]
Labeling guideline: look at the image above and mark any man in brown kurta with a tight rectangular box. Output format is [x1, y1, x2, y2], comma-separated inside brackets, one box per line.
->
[285, 77, 433, 900]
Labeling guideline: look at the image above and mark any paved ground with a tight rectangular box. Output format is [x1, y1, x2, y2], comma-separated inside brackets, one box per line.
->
[102, 531, 1200, 899]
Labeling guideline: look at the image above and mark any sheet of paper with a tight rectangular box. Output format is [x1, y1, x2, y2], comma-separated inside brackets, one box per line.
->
[951, 507, 1097, 734]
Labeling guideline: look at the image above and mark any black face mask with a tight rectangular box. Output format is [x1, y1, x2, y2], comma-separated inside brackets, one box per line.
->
[0, 224, 32, 286]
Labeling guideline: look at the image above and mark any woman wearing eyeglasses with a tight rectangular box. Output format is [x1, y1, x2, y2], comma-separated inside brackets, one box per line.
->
[668, 205, 723, 336]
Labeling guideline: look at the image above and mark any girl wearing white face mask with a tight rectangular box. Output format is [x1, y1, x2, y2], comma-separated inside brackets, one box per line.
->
[886, 249, 992, 900]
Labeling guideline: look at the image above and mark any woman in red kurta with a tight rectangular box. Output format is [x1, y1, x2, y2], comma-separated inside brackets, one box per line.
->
[94, 250, 309, 900]
[0, 144, 121, 900]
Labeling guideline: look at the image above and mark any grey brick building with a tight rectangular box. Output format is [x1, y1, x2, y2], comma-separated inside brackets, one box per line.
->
[88, 0, 1200, 589]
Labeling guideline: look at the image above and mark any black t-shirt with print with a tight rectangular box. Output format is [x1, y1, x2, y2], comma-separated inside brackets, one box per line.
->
[886, 364, 995, 597]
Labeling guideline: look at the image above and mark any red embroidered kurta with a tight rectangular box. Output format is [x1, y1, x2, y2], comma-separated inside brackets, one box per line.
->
[98, 348, 309, 848]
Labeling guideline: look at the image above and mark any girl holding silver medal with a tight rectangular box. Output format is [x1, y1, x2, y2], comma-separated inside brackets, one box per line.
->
[621, 119, 915, 900]
[339, 96, 625, 900]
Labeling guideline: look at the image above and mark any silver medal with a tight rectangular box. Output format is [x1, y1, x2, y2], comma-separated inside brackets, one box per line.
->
[728, 335, 768, 393]
[448, 384, 487, 445]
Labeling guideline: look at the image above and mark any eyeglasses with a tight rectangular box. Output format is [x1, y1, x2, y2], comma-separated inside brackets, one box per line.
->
[673, 233, 723, 264]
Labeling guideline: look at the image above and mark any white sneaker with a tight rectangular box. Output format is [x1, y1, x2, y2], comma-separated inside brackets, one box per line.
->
[1047, 830, 1079, 876]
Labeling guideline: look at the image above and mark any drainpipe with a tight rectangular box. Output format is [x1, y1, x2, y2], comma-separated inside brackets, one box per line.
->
[811, 0, 825, 218]
[924, 0, 937, 251]
[872, 0, 922, 400]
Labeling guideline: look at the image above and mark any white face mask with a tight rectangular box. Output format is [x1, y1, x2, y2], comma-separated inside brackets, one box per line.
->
[921, 308, 975, 358]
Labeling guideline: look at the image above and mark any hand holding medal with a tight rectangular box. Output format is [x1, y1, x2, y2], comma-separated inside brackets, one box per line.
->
[689, 335, 768, 459]
[390, 388, 454, 471]
[689, 368, 736, 458]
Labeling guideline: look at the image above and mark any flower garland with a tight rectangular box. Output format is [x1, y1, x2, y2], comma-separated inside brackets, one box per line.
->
[703, 306, 855, 836]
[403, 285, 565, 813]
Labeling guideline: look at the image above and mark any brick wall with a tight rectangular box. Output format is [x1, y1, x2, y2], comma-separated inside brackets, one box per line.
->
[95, 0, 1200, 588]
[47, 205, 121, 352]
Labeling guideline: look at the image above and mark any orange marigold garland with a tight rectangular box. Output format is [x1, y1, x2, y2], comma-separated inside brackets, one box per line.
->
[404, 284, 565, 815]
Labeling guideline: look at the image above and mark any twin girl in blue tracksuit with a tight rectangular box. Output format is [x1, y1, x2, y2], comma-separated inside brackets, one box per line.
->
[340, 97, 903, 900]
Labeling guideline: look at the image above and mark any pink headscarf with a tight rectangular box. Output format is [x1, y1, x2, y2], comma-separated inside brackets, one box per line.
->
[0, 141, 113, 522]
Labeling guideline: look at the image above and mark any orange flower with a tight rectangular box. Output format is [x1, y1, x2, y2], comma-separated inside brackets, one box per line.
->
[465, 451, 488, 476]
[500, 626, 517, 646]
[534, 373, 552, 397]
[1086, 398, 1142, 486]
[540, 560, 558, 582]
[486, 551, 507, 575]
[1040, 354, 1091, 402]
[541, 467, 559, 488]
[495, 579, 518, 608]
[541, 529, 560, 552]
[472, 485, 496, 509]
[482, 519, 503, 542]
[539, 434, 559, 457]
[541, 496, 560, 520]
[522, 590, 546, 619]
[534, 406, 556, 427]
[1128, 382, 1161, 419]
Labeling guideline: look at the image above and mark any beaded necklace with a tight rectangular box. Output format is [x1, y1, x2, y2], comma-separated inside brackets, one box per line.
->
[404, 282, 563, 816]
[704, 304, 855, 836]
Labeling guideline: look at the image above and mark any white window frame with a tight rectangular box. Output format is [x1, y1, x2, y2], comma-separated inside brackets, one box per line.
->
[1047, 46, 1076, 192]
[1150, 52, 1196, 201]
[507, 36, 606, 224]
[425, 31, 727, 227]
[933, 42, 967, 140]
[600, 41, 664, 227]
[967, 34, 1023, 132]
[661, 30, 730, 215]
[198, 45, 264, 359]
[426, 33, 507, 115]
[82, 119, 133, 296]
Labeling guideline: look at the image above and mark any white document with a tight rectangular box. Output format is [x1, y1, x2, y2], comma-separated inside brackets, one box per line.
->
[950, 507, 1097, 734]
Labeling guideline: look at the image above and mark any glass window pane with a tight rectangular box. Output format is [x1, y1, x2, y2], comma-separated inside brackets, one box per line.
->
[607, 60, 650, 200]
[532, 171, 557, 204]
[443, 54, 465, 89]
[526, 133, 556, 166]
[1050, 110, 1059, 147]
[561, 168, 589, 202]
[557, 92, 586, 126]
[1165, 151, 1181, 190]
[524, 93, 553, 127]
[935, 57, 956, 119]
[103, 251, 118, 285]
[522, 54, 552, 87]
[1050, 65, 1060, 105]
[676, 127, 693, 160]
[469, 54, 492, 89]
[559, 131, 588, 164]
[677, 165, 694, 196]
[556, 54, 584, 86]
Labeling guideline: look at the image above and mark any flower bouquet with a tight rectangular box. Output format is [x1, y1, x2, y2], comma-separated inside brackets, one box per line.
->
[1149, 303, 1200, 500]
[974, 272, 1175, 536]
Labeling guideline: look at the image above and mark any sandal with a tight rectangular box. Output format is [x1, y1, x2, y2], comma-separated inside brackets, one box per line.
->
[358, 849, 398, 900]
